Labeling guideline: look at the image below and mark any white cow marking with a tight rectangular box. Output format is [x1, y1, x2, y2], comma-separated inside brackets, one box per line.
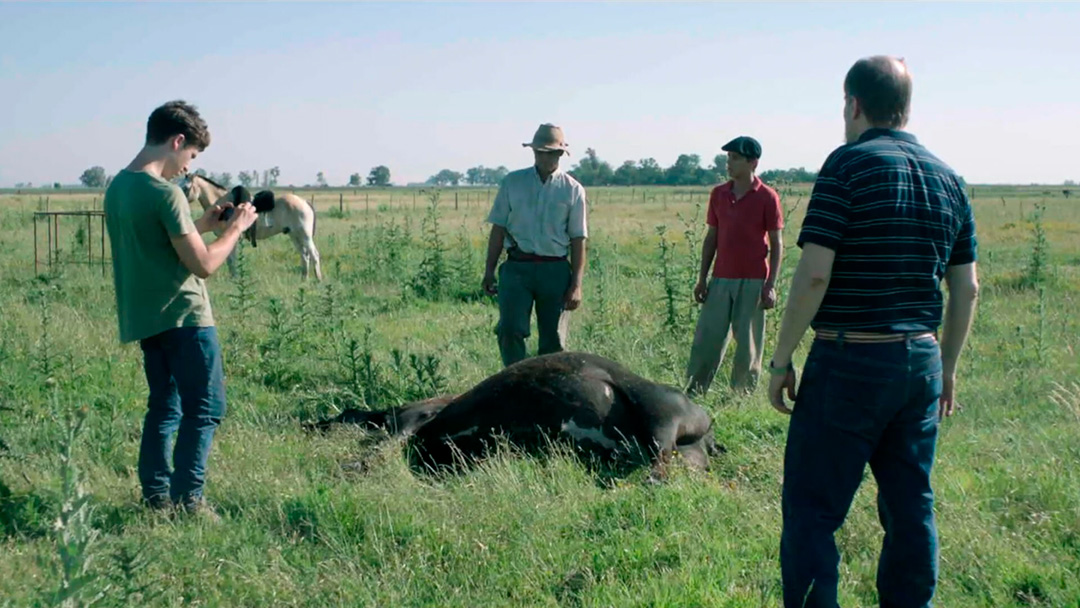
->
[560, 419, 618, 449]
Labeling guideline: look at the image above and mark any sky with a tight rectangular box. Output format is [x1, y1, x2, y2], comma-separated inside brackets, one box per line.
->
[1, 2, 1078, 187]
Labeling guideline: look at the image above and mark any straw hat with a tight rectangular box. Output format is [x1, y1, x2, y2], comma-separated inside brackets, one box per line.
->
[522, 123, 570, 154]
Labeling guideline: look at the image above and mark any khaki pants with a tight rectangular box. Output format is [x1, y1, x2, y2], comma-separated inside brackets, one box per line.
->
[495, 260, 572, 367]
[686, 277, 766, 395]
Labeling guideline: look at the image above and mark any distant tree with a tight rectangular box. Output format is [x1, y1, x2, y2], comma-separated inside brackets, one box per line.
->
[663, 154, 707, 186]
[193, 168, 208, 178]
[466, 166, 486, 185]
[79, 166, 107, 188]
[636, 158, 663, 185]
[238, 171, 253, 187]
[759, 167, 818, 185]
[212, 172, 233, 187]
[710, 154, 728, 183]
[569, 148, 614, 186]
[348, 172, 362, 187]
[259, 166, 281, 188]
[485, 166, 509, 185]
[53, 182, 62, 189]
[466, 165, 509, 185]
[427, 169, 464, 186]
[316, 171, 328, 188]
[367, 165, 391, 187]
[612, 160, 639, 186]
[1065, 179, 1076, 186]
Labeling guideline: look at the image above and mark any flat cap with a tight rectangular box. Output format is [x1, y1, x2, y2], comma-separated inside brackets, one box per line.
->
[721, 136, 762, 159]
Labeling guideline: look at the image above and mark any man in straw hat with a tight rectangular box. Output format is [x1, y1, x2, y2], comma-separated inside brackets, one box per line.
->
[482, 123, 589, 367]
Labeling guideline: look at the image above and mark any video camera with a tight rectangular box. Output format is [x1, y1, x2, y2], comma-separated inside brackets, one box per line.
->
[219, 185, 251, 221]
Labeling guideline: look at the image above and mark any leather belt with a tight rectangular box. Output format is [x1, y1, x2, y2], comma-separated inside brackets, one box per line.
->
[814, 330, 936, 344]
[507, 248, 567, 263]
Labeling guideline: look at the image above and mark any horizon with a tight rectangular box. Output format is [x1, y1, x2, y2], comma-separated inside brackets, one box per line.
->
[2, 2, 1078, 188]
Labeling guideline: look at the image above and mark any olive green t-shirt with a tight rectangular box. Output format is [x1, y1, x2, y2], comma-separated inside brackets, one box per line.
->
[104, 169, 214, 344]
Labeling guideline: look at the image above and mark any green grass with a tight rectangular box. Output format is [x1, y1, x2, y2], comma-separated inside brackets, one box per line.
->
[1, 185, 1078, 607]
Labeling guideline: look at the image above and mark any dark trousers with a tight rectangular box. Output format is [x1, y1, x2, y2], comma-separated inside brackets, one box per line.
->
[781, 335, 943, 608]
[495, 259, 571, 367]
[137, 326, 227, 505]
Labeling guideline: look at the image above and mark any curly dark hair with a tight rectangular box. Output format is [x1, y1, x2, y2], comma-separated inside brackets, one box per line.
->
[145, 100, 211, 150]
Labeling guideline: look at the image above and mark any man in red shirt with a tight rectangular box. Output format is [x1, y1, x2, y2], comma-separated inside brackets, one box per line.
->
[686, 136, 784, 396]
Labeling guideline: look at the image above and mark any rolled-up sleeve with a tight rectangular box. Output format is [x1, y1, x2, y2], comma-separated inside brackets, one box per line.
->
[487, 178, 511, 227]
[797, 150, 851, 251]
[568, 184, 588, 239]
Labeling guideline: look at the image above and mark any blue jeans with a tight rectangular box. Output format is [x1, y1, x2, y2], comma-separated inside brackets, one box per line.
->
[781, 335, 943, 608]
[138, 326, 227, 505]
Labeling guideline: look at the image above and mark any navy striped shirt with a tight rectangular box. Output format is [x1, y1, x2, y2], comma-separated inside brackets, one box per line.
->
[797, 128, 977, 333]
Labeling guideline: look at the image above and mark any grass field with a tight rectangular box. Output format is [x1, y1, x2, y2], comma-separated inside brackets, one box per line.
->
[1, 183, 1078, 607]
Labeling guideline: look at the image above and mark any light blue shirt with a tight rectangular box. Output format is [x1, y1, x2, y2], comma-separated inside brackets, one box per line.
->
[486, 167, 588, 257]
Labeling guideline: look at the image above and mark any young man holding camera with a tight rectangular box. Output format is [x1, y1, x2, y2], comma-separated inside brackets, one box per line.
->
[104, 100, 257, 517]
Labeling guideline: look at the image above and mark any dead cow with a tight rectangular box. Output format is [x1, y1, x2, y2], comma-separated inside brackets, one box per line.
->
[308, 351, 721, 477]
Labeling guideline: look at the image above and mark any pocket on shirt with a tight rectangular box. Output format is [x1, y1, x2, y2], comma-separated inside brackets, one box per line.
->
[547, 200, 573, 226]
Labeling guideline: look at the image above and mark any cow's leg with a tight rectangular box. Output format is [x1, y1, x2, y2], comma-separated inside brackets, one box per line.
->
[304, 408, 389, 433]
[306, 237, 323, 281]
[646, 423, 680, 482]
[289, 231, 311, 280]
[675, 442, 709, 470]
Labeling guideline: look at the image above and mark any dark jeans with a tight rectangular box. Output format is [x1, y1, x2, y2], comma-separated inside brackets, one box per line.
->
[138, 326, 226, 505]
[781, 335, 943, 608]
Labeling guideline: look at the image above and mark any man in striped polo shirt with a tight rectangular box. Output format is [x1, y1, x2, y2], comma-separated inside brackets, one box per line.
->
[765, 56, 980, 607]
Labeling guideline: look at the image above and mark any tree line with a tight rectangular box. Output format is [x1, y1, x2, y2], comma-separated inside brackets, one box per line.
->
[425, 149, 819, 188]
[74, 157, 818, 190]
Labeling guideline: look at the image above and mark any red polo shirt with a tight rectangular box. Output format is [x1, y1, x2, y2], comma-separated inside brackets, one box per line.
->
[706, 176, 783, 279]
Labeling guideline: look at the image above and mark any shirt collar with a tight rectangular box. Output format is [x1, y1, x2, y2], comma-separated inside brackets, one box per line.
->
[723, 175, 762, 195]
[857, 127, 919, 146]
[533, 166, 562, 184]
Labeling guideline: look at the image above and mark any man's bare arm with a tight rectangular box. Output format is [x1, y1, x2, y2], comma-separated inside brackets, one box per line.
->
[170, 204, 256, 279]
[769, 243, 836, 367]
[698, 226, 718, 285]
[766, 229, 783, 286]
[941, 262, 979, 377]
[569, 237, 586, 288]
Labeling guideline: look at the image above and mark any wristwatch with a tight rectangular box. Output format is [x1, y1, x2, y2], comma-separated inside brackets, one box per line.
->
[768, 359, 794, 376]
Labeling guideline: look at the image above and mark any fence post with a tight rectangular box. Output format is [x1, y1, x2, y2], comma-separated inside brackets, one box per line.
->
[339, 192, 344, 214]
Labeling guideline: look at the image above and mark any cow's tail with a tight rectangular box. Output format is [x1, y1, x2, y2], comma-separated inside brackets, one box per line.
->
[308, 197, 317, 238]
